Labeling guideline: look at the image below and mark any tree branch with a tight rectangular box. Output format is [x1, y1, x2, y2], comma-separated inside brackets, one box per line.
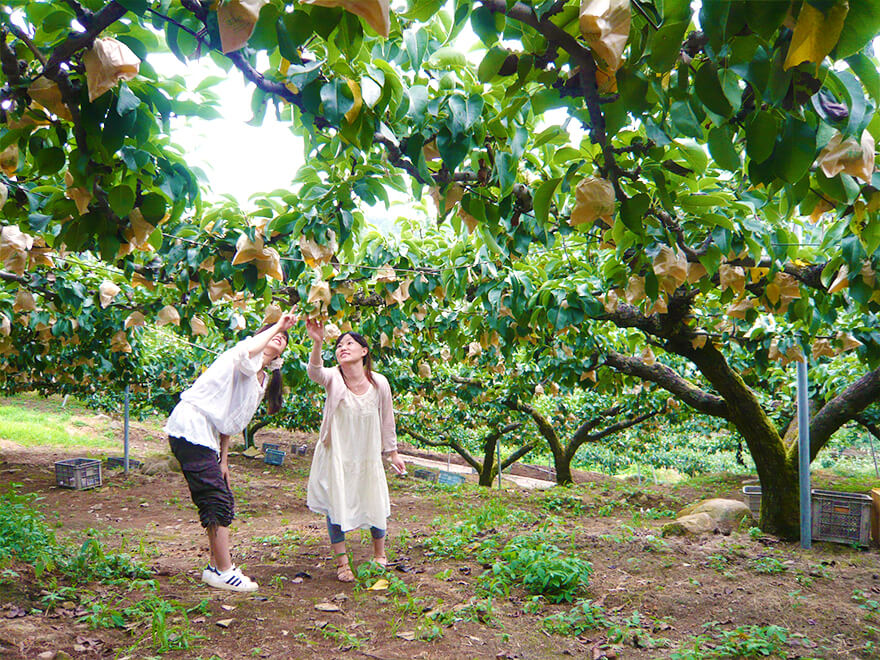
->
[808, 368, 880, 461]
[603, 349, 728, 418]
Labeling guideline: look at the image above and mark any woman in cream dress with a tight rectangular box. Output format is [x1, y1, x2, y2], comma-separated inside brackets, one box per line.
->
[305, 319, 406, 582]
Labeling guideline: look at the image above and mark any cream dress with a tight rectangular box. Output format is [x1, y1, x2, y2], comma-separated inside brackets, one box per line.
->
[307, 385, 390, 531]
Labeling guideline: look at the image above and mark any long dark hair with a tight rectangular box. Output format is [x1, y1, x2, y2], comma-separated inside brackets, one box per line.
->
[256, 322, 288, 415]
[335, 331, 374, 385]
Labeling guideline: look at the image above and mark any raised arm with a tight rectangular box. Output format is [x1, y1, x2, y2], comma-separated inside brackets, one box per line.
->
[306, 319, 332, 386]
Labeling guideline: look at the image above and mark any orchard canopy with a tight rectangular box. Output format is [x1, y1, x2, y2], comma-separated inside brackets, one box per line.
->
[2, 0, 880, 537]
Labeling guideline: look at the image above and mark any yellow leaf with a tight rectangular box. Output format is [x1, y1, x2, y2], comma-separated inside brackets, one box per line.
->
[652, 246, 688, 293]
[837, 331, 862, 351]
[368, 578, 389, 591]
[99, 280, 121, 308]
[303, 0, 390, 37]
[157, 305, 180, 326]
[625, 275, 645, 304]
[0, 225, 34, 277]
[263, 304, 282, 324]
[816, 129, 875, 184]
[0, 143, 19, 176]
[727, 297, 754, 320]
[299, 231, 337, 267]
[373, 264, 397, 283]
[13, 289, 35, 312]
[600, 290, 619, 313]
[430, 183, 465, 215]
[64, 171, 92, 215]
[570, 176, 615, 227]
[718, 264, 746, 295]
[190, 316, 209, 336]
[384, 279, 411, 306]
[208, 280, 233, 303]
[27, 78, 72, 120]
[458, 206, 479, 233]
[307, 280, 332, 305]
[124, 311, 146, 329]
[811, 339, 837, 359]
[217, 0, 268, 53]
[83, 38, 140, 102]
[579, 0, 631, 72]
[344, 78, 363, 123]
[131, 271, 156, 291]
[110, 330, 132, 353]
[784, 0, 848, 70]
[124, 209, 156, 250]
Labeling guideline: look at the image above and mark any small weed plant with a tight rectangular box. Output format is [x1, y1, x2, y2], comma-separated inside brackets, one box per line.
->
[672, 623, 792, 659]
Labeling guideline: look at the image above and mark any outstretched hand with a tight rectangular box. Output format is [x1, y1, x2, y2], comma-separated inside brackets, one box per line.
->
[306, 318, 325, 343]
[276, 311, 297, 332]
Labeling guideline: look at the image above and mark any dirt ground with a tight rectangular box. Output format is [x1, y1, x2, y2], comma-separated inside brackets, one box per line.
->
[1, 415, 880, 659]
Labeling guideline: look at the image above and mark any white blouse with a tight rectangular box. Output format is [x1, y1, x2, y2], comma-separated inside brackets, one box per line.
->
[164, 340, 266, 453]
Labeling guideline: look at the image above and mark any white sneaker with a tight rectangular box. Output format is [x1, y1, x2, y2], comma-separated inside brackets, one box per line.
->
[201, 564, 220, 583]
[203, 565, 259, 592]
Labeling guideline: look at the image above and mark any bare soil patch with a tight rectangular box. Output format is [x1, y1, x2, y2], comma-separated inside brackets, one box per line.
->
[1, 424, 879, 659]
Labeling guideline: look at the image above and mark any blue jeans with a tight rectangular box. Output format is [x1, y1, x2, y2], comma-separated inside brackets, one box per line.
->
[326, 517, 385, 544]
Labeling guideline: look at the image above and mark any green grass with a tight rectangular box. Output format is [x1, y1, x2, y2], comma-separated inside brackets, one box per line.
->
[0, 402, 116, 449]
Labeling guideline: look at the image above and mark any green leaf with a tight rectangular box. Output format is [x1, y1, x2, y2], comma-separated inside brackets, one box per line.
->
[620, 193, 649, 234]
[448, 94, 484, 136]
[249, 3, 282, 51]
[746, 0, 788, 39]
[320, 79, 355, 124]
[140, 192, 166, 222]
[35, 147, 65, 175]
[669, 99, 702, 138]
[707, 126, 740, 171]
[774, 118, 816, 184]
[534, 177, 562, 224]
[403, 0, 446, 21]
[648, 21, 688, 73]
[116, 0, 148, 16]
[694, 63, 733, 117]
[165, 23, 185, 63]
[835, 0, 880, 59]
[116, 83, 140, 115]
[109, 185, 136, 217]
[746, 111, 777, 164]
[471, 5, 501, 45]
[478, 45, 508, 82]
[277, 11, 313, 61]
[847, 54, 880, 108]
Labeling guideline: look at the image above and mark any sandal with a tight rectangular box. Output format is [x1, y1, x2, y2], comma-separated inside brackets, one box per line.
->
[372, 555, 387, 568]
[335, 552, 354, 583]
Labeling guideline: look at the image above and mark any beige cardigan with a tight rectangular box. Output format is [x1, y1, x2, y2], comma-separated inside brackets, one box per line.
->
[307, 362, 398, 454]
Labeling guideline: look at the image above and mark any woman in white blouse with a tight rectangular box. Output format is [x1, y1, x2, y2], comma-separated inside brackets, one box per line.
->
[304, 319, 407, 582]
[164, 312, 295, 592]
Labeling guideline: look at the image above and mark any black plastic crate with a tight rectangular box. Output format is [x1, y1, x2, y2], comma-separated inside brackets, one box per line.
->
[413, 468, 438, 483]
[55, 458, 102, 490]
[811, 489, 871, 546]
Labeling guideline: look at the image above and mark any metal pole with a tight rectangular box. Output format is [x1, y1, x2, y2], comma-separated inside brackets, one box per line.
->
[497, 439, 502, 490]
[867, 432, 880, 479]
[796, 360, 811, 549]
[124, 385, 130, 475]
